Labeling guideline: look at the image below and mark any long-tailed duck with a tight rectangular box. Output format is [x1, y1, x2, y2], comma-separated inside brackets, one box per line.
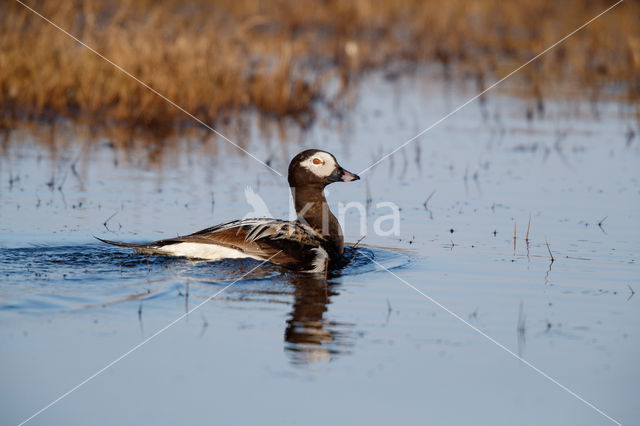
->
[98, 149, 360, 273]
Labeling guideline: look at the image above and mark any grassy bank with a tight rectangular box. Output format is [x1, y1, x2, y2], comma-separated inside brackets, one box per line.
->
[1, 0, 638, 134]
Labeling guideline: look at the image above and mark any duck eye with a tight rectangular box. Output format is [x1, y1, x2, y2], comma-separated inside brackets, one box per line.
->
[312, 158, 323, 165]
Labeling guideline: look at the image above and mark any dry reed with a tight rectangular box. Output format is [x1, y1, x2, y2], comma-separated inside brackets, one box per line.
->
[1, 0, 638, 135]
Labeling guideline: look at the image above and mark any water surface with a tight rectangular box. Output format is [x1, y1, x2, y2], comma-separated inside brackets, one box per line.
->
[1, 73, 639, 425]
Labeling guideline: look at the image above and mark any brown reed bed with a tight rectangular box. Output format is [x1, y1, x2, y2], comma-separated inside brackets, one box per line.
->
[1, 0, 639, 136]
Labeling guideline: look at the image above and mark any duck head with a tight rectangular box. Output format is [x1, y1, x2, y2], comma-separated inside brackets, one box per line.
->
[288, 149, 360, 188]
[287, 149, 359, 256]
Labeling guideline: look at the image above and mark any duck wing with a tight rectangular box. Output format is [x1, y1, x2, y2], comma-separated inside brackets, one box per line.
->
[97, 219, 329, 272]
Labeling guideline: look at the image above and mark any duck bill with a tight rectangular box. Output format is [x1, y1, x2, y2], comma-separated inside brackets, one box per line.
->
[329, 167, 360, 183]
[341, 168, 360, 182]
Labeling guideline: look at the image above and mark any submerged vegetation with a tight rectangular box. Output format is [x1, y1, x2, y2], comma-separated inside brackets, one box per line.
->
[1, 0, 639, 134]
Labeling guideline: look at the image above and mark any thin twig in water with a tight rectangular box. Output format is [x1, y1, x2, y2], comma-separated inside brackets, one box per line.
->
[351, 235, 366, 249]
[423, 190, 436, 209]
[598, 216, 608, 233]
[526, 214, 531, 242]
[545, 237, 555, 262]
[627, 285, 635, 301]
[423, 190, 435, 220]
[103, 210, 119, 231]
[513, 222, 517, 253]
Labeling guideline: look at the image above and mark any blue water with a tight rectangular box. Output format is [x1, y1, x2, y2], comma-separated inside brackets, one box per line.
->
[1, 73, 639, 425]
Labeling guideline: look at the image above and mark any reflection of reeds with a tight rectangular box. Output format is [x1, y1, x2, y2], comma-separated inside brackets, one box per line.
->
[1, 0, 638, 134]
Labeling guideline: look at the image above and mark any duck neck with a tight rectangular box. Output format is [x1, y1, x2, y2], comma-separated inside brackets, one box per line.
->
[291, 185, 344, 254]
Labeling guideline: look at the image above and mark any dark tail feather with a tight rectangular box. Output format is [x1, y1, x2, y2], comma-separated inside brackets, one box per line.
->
[94, 236, 156, 249]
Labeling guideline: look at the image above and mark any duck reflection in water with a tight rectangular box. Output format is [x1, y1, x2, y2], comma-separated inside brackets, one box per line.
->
[114, 251, 363, 366]
[163, 256, 358, 365]
[284, 273, 354, 365]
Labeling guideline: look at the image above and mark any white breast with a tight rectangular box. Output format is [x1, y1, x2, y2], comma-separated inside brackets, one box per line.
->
[152, 243, 261, 261]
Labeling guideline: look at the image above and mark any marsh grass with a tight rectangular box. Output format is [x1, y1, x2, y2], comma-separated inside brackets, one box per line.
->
[1, 0, 639, 136]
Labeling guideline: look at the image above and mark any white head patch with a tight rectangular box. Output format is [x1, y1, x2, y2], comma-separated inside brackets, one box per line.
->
[299, 151, 337, 178]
